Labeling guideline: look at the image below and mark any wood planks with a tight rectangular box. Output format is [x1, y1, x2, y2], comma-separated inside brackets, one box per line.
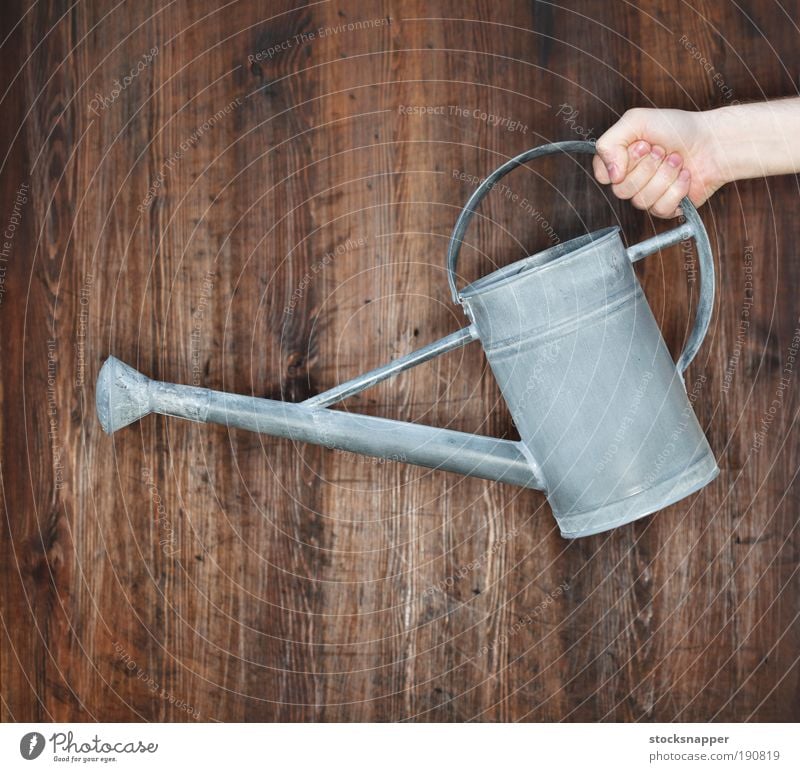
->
[1, 0, 798, 721]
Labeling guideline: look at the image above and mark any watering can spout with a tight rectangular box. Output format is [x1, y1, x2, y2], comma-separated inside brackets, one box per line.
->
[95, 356, 545, 490]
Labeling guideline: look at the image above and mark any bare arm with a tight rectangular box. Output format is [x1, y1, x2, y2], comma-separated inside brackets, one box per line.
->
[593, 98, 800, 218]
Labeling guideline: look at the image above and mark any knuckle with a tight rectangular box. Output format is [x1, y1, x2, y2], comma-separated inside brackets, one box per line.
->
[650, 183, 670, 202]
[612, 183, 633, 200]
[622, 107, 645, 124]
[643, 154, 662, 172]
[630, 195, 647, 210]
[669, 187, 686, 204]
[656, 163, 676, 180]
[619, 107, 641, 126]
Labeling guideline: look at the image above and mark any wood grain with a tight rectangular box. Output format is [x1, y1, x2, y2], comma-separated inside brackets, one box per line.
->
[1, 0, 798, 722]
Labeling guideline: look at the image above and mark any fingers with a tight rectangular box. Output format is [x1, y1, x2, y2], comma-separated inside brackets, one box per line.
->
[611, 145, 667, 200]
[595, 136, 691, 219]
[595, 140, 648, 184]
[594, 108, 649, 183]
[630, 152, 683, 210]
[649, 169, 691, 219]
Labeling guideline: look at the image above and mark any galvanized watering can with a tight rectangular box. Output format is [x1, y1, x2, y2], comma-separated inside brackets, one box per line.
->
[97, 140, 718, 537]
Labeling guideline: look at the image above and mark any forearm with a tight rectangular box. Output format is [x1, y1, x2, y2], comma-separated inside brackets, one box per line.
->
[705, 97, 800, 184]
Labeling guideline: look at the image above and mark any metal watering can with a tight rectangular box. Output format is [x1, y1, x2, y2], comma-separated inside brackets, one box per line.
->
[97, 141, 718, 538]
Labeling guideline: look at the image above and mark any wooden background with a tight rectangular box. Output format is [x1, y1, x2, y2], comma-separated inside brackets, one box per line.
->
[1, 0, 799, 722]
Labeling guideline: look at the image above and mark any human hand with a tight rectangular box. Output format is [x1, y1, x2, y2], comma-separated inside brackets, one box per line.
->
[593, 108, 726, 218]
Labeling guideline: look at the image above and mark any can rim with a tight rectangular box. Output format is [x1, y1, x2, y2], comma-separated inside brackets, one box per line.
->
[459, 226, 620, 302]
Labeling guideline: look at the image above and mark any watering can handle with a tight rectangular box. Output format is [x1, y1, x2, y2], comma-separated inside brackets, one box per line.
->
[445, 140, 715, 374]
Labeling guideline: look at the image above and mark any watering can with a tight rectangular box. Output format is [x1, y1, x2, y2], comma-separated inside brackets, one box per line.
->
[96, 140, 718, 538]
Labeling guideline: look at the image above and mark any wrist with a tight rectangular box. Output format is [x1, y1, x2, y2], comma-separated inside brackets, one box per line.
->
[697, 106, 741, 187]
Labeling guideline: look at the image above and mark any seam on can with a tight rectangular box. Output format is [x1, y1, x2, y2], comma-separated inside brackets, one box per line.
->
[481, 286, 641, 354]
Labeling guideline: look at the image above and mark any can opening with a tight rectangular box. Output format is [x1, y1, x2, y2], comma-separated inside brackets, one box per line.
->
[460, 226, 619, 300]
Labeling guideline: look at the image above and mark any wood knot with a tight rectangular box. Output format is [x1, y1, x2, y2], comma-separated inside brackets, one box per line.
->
[285, 351, 306, 377]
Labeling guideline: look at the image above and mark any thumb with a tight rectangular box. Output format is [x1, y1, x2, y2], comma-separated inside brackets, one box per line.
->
[595, 109, 648, 184]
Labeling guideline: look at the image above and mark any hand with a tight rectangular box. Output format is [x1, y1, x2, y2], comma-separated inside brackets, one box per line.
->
[593, 108, 726, 218]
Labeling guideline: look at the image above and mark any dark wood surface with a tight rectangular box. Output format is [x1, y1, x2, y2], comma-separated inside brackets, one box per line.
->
[1, 0, 799, 722]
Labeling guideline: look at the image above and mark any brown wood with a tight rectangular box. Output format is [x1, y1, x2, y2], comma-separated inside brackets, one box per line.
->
[1, 0, 799, 722]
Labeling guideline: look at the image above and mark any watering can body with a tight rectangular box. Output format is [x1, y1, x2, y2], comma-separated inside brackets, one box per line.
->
[460, 227, 717, 537]
[96, 140, 719, 538]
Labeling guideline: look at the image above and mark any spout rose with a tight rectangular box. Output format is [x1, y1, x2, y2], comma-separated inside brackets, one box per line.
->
[95, 356, 153, 434]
